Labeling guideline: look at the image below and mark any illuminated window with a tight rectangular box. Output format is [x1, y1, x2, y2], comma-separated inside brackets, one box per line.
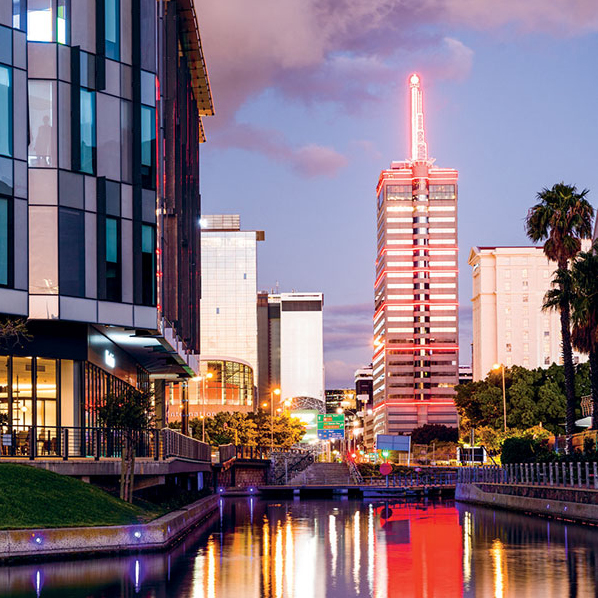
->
[27, 0, 69, 44]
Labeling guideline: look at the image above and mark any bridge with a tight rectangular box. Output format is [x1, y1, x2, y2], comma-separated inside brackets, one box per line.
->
[257, 462, 457, 498]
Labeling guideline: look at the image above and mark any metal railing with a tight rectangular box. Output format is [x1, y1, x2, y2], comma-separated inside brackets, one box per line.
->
[362, 471, 457, 487]
[348, 460, 363, 484]
[0, 425, 210, 463]
[457, 463, 598, 489]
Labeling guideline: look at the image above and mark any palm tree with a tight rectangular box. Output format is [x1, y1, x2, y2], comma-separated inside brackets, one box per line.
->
[569, 246, 598, 429]
[526, 183, 594, 449]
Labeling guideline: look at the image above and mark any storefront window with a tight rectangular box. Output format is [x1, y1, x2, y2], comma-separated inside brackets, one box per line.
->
[36, 358, 57, 430]
[0, 356, 8, 431]
[12, 357, 33, 431]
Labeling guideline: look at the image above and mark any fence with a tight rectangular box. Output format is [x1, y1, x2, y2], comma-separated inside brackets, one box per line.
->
[362, 471, 457, 487]
[458, 463, 598, 489]
[0, 425, 210, 462]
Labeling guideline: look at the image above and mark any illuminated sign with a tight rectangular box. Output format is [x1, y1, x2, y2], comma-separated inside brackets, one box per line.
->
[291, 410, 319, 443]
[105, 350, 116, 369]
[317, 414, 345, 440]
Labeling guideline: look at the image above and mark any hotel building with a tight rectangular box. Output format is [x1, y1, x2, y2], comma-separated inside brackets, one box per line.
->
[469, 245, 588, 381]
[0, 1, 212, 443]
[373, 74, 459, 436]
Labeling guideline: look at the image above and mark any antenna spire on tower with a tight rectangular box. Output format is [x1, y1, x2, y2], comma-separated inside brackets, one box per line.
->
[409, 73, 428, 162]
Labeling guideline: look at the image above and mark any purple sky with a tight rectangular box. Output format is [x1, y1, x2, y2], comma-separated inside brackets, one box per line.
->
[195, 1, 598, 388]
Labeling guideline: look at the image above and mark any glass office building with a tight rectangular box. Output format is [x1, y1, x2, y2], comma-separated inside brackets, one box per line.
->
[0, 0, 213, 443]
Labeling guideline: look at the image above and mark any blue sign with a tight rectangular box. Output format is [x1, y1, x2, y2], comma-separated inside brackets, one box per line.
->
[375, 434, 411, 452]
[317, 429, 345, 440]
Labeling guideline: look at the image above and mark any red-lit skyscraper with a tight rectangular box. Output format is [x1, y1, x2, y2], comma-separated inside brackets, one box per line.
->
[373, 74, 459, 437]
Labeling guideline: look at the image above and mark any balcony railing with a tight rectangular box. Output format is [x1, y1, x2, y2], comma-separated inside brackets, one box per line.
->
[0, 425, 210, 463]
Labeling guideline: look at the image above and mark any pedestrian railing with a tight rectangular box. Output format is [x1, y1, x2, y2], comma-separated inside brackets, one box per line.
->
[362, 472, 457, 487]
[457, 463, 598, 489]
[0, 425, 210, 463]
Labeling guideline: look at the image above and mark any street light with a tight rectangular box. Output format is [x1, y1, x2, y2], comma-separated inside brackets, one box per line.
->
[270, 388, 281, 453]
[493, 363, 507, 432]
[192, 372, 213, 442]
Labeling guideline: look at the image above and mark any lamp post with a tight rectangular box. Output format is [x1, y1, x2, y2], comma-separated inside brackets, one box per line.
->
[202, 372, 213, 442]
[493, 363, 507, 432]
[269, 388, 281, 453]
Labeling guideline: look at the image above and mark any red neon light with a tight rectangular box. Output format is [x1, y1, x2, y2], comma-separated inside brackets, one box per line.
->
[373, 401, 457, 410]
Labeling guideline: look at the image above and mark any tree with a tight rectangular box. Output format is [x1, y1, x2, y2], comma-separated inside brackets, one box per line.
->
[97, 389, 154, 502]
[0, 318, 31, 350]
[191, 412, 258, 446]
[525, 182, 594, 449]
[411, 424, 458, 444]
[568, 245, 598, 429]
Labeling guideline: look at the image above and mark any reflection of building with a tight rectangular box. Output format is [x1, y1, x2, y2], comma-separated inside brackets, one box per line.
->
[373, 74, 459, 437]
[0, 2, 213, 436]
[200, 215, 264, 394]
[468, 245, 588, 381]
[325, 389, 356, 414]
[257, 292, 325, 411]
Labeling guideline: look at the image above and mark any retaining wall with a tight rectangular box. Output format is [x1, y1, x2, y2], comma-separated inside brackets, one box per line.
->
[0, 494, 219, 561]
[456, 482, 598, 524]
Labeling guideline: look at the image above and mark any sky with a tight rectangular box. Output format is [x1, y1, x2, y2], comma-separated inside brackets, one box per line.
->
[194, 1, 598, 388]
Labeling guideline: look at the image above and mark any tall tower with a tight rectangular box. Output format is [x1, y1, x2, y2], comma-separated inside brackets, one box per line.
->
[373, 74, 459, 437]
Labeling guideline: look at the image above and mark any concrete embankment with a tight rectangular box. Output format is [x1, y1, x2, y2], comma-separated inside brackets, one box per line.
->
[0, 494, 219, 562]
[456, 482, 598, 524]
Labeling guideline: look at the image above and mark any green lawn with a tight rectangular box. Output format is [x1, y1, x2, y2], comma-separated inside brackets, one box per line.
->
[0, 463, 158, 529]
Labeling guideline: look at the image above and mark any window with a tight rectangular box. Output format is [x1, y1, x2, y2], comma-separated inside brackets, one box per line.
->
[105, 217, 121, 301]
[59, 208, 85, 296]
[522, 268, 528, 278]
[523, 295, 528, 303]
[523, 280, 529, 289]
[27, 0, 69, 43]
[504, 270, 511, 279]
[544, 331, 550, 337]
[505, 282, 511, 292]
[523, 319, 529, 328]
[141, 224, 155, 306]
[0, 66, 12, 158]
[13, 1, 26, 30]
[140, 106, 155, 189]
[105, 0, 120, 60]
[505, 307, 511, 315]
[28, 80, 57, 167]
[506, 343, 512, 352]
[79, 89, 96, 174]
[0, 197, 9, 286]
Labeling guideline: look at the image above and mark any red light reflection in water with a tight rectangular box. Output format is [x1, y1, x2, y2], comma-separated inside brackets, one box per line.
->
[376, 502, 463, 597]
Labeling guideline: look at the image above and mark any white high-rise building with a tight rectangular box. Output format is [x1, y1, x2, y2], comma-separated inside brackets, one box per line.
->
[199, 215, 264, 391]
[258, 292, 325, 411]
[469, 245, 588, 381]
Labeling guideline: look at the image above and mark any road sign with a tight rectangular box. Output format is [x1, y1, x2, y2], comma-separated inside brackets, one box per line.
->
[317, 414, 345, 440]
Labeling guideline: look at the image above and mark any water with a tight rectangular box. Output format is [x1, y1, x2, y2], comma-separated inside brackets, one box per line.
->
[2, 498, 598, 597]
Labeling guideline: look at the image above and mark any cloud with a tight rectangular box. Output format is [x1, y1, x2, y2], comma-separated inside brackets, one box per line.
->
[195, 0, 597, 168]
[324, 302, 372, 352]
[325, 359, 364, 388]
[210, 123, 347, 177]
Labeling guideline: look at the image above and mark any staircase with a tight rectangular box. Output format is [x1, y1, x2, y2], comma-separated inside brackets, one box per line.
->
[288, 462, 351, 486]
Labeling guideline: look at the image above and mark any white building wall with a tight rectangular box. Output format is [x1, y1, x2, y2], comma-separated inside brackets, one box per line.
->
[469, 245, 588, 381]
[278, 293, 324, 403]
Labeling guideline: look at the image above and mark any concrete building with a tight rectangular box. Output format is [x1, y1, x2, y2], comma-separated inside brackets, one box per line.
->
[373, 74, 459, 437]
[257, 292, 325, 412]
[197, 214, 264, 412]
[0, 0, 213, 445]
[469, 245, 588, 381]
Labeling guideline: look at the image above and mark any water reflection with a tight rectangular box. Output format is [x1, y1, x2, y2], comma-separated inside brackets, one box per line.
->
[1, 498, 598, 597]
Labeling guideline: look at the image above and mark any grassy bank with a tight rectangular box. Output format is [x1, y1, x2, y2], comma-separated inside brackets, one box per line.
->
[0, 463, 159, 529]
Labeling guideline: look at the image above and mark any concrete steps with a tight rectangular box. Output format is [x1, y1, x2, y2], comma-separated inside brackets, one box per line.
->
[288, 462, 351, 486]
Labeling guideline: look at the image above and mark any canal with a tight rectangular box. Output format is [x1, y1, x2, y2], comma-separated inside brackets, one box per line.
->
[2, 498, 598, 597]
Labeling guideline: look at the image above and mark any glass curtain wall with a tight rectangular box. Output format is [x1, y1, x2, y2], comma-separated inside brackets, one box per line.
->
[28, 80, 57, 167]
[27, 0, 69, 44]
[0, 65, 12, 158]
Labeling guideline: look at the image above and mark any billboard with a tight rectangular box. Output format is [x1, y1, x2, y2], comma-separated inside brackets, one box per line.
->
[317, 414, 345, 440]
[375, 434, 411, 452]
[290, 410, 319, 443]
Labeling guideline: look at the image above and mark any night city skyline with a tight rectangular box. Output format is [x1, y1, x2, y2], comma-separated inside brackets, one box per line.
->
[196, 1, 598, 386]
